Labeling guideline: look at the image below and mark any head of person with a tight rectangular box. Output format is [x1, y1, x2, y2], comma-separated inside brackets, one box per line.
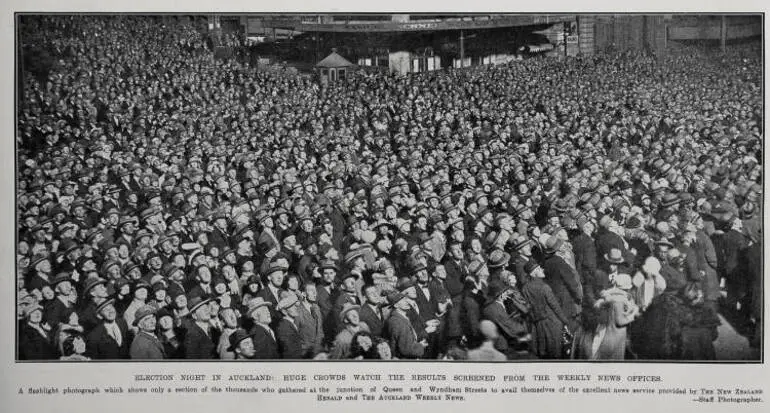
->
[304, 283, 318, 303]
[374, 337, 392, 360]
[219, 307, 239, 329]
[191, 298, 212, 322]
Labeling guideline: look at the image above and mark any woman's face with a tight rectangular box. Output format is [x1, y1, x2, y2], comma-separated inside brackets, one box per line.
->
[42, 285, 55, 300]
[471, 239, 482, 254]
[158, 315, 174, 331]
[356, 335, 373, 352]
[287, 277, 299, 291]
[174, 294, 187, 309]
[28, 309, 43, 323]
[135, 288, 148, 301]
[376, 342, 392, 359]
[173, 255, 186, 268]
[73, 336, 86, 354]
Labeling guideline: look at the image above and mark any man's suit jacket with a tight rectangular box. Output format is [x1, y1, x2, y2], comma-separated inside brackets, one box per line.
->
[386, 311, 425, 359]
[275, 318, 303, 359]
[571, 232, 597, 279]
[295, 302, 324, 357]
[78, 300, 101, 335]
[414, 284, 438, 322]
[256, 286, 284, 329]
[130, 330, 166, 359]
[543, 254, 583, 318]
[250, 324, 280, 359]
[595, 229, 634, 264]
[183, 321, 216, 359]
[44, 297, 74, 328]
[256, 229, 280, 254]
[330, 291, 360, 335]
[86, 320, 131, 360]
[316, 284, 336, 345]
[483, 301, 527, 353]
[209, 227, 232, 250]
[19, 323, 57, 360]
[441, 258, 466, 298]
[358, 303, 385, 338]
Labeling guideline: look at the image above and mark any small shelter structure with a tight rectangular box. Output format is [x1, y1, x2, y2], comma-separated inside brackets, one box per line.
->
[316, 51, 355, 84]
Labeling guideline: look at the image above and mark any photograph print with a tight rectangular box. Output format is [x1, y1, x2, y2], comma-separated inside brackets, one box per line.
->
[15, 13, 763, 362]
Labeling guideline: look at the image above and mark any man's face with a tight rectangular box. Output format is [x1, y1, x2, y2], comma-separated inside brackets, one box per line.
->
[198, 267, 211, 284]
[139, 315, 157, 332]
[254, 306, 271, 324]
[99, 304, 117, 322]
[433, 265, 447, 280]
[364, 287, 380, 305]
[91, 283, 108, 299]
[322, 269, 336, 284]
[237, 337, 256, 359]
[342, 277, 356, 293]
[285, 303, 299, 319]
[150, 257, 162, 270]
[345, 309, 360, 325]
[58, 281, 73, 296]
[269, 271, 285, 288]
[450, 245, 464, 261]
[194, 304, 211, 322]
[305, 285, 318, 302]
[37, 260, 52, 273]
[416, 269, 429, 284]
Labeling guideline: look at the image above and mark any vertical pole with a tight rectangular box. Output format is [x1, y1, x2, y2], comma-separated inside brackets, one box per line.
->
[564, 22, 568, 57]
[721, 15, 727, 53]
[459, 30, 464, 68]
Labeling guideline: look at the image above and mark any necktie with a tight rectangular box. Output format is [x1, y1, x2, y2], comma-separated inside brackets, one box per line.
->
[106, 322, 122, 346]
[264, 325, 275, 341]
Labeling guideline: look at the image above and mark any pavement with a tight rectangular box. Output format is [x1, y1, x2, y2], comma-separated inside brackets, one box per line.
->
[713, 311, 761, 361]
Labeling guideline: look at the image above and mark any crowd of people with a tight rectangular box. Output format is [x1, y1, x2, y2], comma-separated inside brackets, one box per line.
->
[17, 15, 762, 361]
